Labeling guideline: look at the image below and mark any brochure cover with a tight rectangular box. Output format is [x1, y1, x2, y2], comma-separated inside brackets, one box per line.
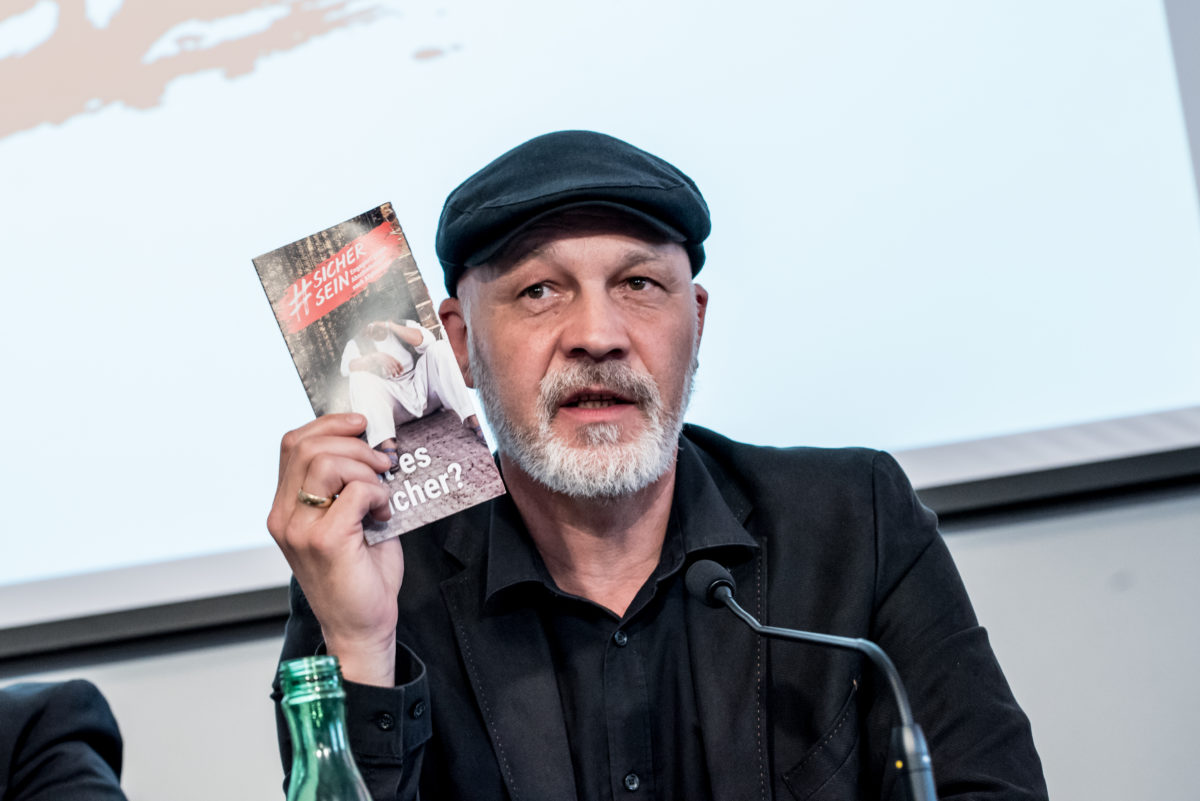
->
[253, 203, 505, 544]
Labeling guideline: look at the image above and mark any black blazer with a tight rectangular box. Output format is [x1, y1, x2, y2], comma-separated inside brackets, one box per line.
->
[0, 680, 126, 801]
[276, 425, 1047, 800]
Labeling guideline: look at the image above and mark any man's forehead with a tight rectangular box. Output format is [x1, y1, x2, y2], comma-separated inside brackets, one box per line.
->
[483, 206, 686, 272]
[435, 130, 711, 297]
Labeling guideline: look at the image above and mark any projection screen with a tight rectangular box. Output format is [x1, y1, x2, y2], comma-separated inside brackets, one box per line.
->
[0, 0, 1197, 644]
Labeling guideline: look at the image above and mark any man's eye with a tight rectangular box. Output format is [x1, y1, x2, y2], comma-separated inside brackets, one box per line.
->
[627, 276, 649, 291]
[521, 284, 547, 300]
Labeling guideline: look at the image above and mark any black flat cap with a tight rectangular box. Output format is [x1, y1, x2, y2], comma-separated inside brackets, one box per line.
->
[435, 130, 710, 296]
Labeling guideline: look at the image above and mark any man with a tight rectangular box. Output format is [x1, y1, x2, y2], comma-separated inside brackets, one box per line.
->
[269, 130, 1047, 800]
[341, 317, 484, 470]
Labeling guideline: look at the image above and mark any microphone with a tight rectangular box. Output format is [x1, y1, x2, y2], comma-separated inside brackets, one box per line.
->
[685, 559, 938, 801]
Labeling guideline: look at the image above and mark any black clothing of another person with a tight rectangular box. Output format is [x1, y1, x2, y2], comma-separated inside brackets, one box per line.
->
[0, 680, 127, 801]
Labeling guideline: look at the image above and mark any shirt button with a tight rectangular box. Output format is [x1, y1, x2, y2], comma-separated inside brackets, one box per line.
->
[624, 772, 640, 791]
[612, 630, 628, 647]
[410, 700, 426, 719]
[376, 712, 395, 731]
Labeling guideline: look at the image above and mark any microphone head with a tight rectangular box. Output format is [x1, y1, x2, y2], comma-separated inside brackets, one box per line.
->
[685, 560, 735, 607]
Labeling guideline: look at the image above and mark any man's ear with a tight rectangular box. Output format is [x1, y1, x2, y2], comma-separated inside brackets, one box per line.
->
[693, 283, 709, 341]
[438, 297, 474, 388]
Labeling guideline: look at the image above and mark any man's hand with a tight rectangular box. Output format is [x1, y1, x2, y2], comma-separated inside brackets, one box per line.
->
[370, 352, 405, 378]
[346, 351, 405, 377]
[267, 414, 403, 687]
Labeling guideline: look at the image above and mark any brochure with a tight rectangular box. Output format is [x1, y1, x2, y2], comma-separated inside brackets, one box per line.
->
[253, 203, 505, 544]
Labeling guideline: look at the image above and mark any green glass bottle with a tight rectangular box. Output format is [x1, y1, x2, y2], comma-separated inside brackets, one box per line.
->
[279, 655, 373, 801]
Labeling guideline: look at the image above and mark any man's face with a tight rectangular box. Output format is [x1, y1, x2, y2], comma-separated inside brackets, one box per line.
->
[455, 226, 707, 498]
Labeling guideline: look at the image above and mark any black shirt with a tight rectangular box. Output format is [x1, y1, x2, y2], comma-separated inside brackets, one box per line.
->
[483, 476, 758, 801]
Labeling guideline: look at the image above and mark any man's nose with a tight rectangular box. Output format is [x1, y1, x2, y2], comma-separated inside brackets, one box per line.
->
[561, 289, 629, 361]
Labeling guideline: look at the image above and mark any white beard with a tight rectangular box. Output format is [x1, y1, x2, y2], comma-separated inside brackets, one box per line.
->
[468, 334, 695, 499]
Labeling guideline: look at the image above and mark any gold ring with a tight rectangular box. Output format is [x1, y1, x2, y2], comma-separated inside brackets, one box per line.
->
[297, 488, 334, 509]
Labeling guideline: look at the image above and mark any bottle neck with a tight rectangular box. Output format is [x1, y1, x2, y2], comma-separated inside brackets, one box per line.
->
[284, 693, 355, 761]
[279, 655, 372, 800]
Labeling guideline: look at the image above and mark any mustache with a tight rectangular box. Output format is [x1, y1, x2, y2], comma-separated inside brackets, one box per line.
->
[538, 362, 661, 418]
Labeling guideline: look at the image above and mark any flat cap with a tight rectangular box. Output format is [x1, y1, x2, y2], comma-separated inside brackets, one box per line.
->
[435, 130, 710, 296]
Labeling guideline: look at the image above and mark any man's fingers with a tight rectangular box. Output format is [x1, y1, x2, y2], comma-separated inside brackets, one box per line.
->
[278, 430, 389, 498]
[298, 449, 380, 496]
[316, 479, 393, 536]
[277, 414, 372, 483]
[379, 355, 404, 377]
[269, 449, 389, 541]
[291, 455, 380, 516]
[271, 472, 391, 553]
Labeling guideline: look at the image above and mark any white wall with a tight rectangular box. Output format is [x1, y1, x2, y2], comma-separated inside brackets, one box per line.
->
[8, 486, 1199, 801]
[944, 487, 1200, 801]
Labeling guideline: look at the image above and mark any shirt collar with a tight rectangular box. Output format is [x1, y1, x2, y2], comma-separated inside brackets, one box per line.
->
[483, 434, 758, 606]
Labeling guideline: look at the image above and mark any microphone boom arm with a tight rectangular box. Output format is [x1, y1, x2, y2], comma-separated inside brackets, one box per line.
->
[710, 583, 937, 801]
[714, 585, 914, 727]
